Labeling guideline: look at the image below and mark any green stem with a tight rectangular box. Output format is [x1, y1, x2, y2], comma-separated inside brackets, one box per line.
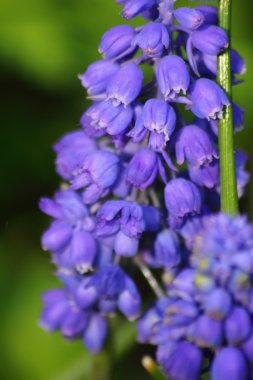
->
[218, 0, 238, 214]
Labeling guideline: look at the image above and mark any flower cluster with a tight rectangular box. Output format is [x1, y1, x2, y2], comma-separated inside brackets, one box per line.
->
[138, 214, 253, 380]
[39, 0, 251, 378]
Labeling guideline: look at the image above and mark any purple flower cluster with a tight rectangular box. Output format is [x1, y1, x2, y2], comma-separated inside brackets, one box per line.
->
[138, 214, 253, 380]
[39, 0, 251, 377]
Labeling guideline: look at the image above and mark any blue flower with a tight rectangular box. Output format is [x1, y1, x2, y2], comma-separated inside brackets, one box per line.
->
[99, 25, 136, 59]
[87, 100, 134, 136]
[155, 55, 190, 100]
[129, 99, 176, 151]
[97, 200, 161, 256]
[40, 190, 99, 272]
[191, 314, 223, 349]
[235, 150, 249, 198]
[211, 348, 248, 380]
[132, 22, 169, 57]
[157, 341, 203, 380]
[126, 147, 158, 189]
[79, 60, 119, 95]
[53, 130, 97, 180]
[195, 5, 218, 25]
[107, 63, 143, 107]
[119, 0, 156, 19]
[225, 307, 251, 345]
[75, 264, 141, 320]
[189, 78, 230, 119]
[175, 124, 218, 167]
[191, 25, 229, 56]
[174, 7, 204, 30]
[165, 178, 202, 228]
[189, 159, 220, 189]
[71, 150, 120, 204]
[40, 288, 108, 353]
[152, 229, 181, 268]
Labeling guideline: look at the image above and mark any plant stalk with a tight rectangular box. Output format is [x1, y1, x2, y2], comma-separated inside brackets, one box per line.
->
[218, 0, 238, 214]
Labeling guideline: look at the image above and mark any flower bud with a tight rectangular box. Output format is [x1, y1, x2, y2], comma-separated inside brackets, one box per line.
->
[174, 7, 204, 29]
[154, 229, 181, 268]
[61, 309, 88, 339]
[114, 230, 139, 257]
[192, 315, 223, 349]
[233, 103, 244, 131]
[40, 296, 69, 332]
[156, 55, 190, 100]
[242, 332, 253, 363]
[175, 125, 218, 167]
[204, 288, 232, 319]
[137, 308, 160, 343]
[107, 63, 143, 107]
[232, 49, 246, 75]
[54, 131, 97, 180]
[79, 60, 119, 95]
[42, 221, 72, 252]
[236, 150, 249, 198]
[192, 25, 229, 56]
[189, 78, 229, 120]
[70, 231, 97, 273]
[74, 278, 98, 309]
[132, 22, 169, 57]
[121, 0, 156, 19]
[71, 150, 120, 204]
[211, 348, 248, 380]
[142, 99, 176, 149]
[126, 147, 158, 190]
[165, 178, 202, 226]
[99, 25, 136, 59]
[87, 100, 133, 136]
[195, 5, 218, 25]
[160, 342, 203, 380]
[225, 307, 251, 345]
[118, 276, 141, 320]
[83, 314, 108, 353]
[189, 159, 220, 189]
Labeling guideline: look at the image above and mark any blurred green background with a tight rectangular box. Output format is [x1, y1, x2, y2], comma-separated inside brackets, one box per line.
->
[0, 0, 252, 379]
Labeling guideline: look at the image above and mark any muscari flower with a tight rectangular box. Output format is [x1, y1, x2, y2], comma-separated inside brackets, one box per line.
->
[174, 7, 204, 30]
[158, 342, 203, 380]
[195, 5, 218, 25]
[53, 130, 97, 180]
[211, 348, 248, 380]
[144, 229, 181, 269]
[191, 25, 229, 56]
[107, 63, 143, 107]
[189, 159, 220, 189]
[40, 190, 99, 272]
[71, 149, 120, 204]
[155, 55, 190, 100]
[119, 0, 156, 20]
[189, 78, 230, 119]
[174, 124, 218, 167]
[99, 25, 136, 59]
[96, 200, 161, 257]
[138, 214, 253, 379]
[165, 178, 202, 228]
[126, 147, 158, 190]
[86, 100, 134, 136]
[79, 60, 119, 96]
[40, 287, 108, 354]
[129, 99, 176, 151]
[132, 22, 169, 58]
[75, 264, 141, 320]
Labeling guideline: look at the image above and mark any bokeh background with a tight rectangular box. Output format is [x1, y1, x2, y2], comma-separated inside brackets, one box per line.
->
[1, 0, 253, 379]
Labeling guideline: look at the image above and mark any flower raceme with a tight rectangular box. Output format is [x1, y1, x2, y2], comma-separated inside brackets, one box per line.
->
[39, 0, 250, 379]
